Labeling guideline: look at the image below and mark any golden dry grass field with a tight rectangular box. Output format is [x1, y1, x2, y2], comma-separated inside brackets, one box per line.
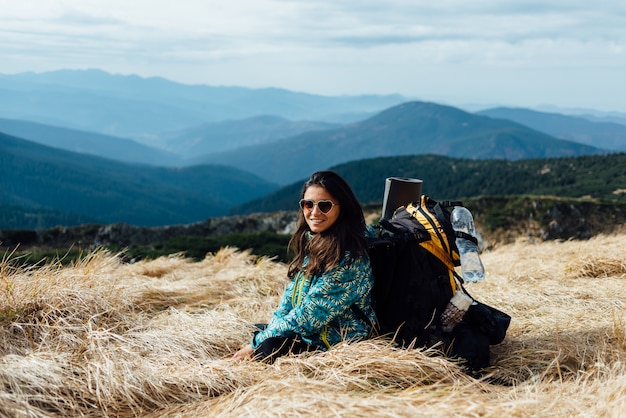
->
[1, 233, 625, 417]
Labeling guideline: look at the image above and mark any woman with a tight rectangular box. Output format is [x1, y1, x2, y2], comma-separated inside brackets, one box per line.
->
[233, 171, 377, 362]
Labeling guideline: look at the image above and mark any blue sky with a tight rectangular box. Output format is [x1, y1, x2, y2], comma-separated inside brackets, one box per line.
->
[1, 0, 625, 113]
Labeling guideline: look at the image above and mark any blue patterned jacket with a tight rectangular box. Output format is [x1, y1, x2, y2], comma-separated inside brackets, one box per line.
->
[251, 250, 376, 351]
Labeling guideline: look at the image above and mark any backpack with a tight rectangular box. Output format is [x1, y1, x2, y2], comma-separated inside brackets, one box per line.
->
[365, 195, 511, 371]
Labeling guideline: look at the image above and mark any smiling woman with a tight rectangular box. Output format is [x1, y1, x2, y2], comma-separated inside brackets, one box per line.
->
[233, 170, 377, 362]
[299, 190, 341, 233]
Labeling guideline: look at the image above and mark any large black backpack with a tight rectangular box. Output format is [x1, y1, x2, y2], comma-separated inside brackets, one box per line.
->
[367, 195, 460, 346]
[365, 195, 511, 371]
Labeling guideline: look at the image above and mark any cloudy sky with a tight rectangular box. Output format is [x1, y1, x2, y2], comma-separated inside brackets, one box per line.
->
[1, 0, 625, 113]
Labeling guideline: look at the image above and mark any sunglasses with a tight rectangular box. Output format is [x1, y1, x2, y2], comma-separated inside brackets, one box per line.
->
[298, 199, 339, 214]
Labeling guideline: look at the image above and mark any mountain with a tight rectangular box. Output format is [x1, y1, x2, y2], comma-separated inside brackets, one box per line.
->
[199, 101, 608, 185]
[477, 107, 626, 152]
[230, 153, 626, 215]
[0, 204, 100, 231]
[0, 132, 278, 228]
[0, 117, 181, 166]
[162, 115, 339, 157]
[0, 69, 406, 141]
[534, 105, 626, 127]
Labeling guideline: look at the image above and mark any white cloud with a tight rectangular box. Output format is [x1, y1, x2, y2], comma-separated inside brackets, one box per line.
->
[0, 0, 624, 112]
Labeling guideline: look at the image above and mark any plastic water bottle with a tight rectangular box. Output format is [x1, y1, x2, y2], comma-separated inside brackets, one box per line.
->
[451, 207, 485, 282]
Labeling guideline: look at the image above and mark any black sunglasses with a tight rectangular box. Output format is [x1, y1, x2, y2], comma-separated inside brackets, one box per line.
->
[298, 199, 338, 214]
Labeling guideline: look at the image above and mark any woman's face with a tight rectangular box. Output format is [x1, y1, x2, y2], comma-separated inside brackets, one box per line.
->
[302, 185, 341, 233]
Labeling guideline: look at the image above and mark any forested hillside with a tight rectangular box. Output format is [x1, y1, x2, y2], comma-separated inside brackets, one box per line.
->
[5, 152, 626, 263]
[0, 132, 278, 227]
[232, 153, 626, 215]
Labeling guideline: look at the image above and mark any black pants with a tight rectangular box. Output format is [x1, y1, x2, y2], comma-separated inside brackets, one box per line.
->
[253, 324, 316, 363]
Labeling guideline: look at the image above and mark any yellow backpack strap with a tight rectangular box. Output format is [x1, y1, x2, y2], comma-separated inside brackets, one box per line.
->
[407, 200, 458, 270]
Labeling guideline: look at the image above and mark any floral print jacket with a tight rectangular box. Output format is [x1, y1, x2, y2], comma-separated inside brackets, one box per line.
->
[251, 251, 376, 351]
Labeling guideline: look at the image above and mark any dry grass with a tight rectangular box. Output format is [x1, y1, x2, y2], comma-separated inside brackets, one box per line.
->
[1, 234, 625, 417]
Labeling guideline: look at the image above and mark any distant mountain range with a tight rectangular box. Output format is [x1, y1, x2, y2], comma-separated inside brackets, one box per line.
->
[0, 69, 404, 141]
[161, 115, 339, 157]
[198, 101, 606, 184]
[0, 117, 181, 166]
[478, 107, 626, 152]
[1, 69, 624, 230]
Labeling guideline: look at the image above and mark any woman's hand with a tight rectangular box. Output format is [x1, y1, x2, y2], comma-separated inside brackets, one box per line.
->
[232, 344, 254, 360]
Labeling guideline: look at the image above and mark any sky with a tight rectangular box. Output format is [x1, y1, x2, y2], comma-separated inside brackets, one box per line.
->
[1, 0, 625, 113]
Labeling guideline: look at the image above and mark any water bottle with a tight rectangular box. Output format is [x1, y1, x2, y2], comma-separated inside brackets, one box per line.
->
[451, 207, 485, 282]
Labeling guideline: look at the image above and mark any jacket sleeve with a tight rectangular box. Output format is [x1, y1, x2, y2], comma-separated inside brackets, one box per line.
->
[252, 255, 369, 348]
[268, 277, 296, 322]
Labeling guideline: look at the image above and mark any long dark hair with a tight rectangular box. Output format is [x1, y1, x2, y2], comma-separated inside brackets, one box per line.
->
[287, 171, 368, 279]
